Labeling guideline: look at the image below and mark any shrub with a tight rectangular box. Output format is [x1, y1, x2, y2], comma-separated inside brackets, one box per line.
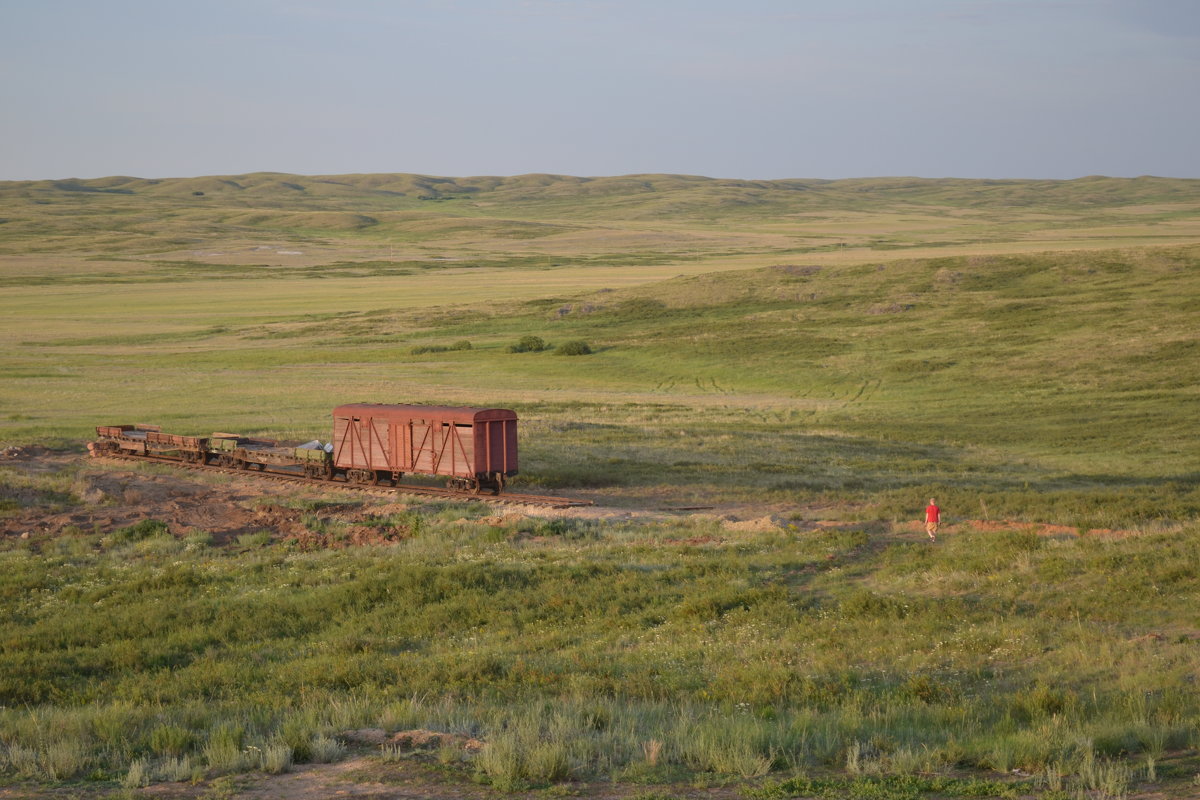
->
[507, 335, 547, 353]
[554, 340, 592, 356]
[109, 519, 169, 544]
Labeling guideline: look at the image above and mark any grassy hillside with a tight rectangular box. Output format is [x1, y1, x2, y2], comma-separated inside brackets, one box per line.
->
[0, 477, 1197, 797]
[2, 173, 1199, 261]
[1, 172, 1199, 796]
[2, 242, 1196, 528]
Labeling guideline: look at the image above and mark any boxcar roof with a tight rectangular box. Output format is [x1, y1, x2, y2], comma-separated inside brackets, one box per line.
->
[333, 403, 517, 423]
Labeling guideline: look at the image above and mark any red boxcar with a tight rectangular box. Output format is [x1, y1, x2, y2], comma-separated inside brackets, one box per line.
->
[332, 403, 518, 491]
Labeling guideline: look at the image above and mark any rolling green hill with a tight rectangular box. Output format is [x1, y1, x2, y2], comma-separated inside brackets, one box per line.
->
[6, 171, 1200, 209]
[1, 172, 1199, 797]
[2, 172, 1199, 259]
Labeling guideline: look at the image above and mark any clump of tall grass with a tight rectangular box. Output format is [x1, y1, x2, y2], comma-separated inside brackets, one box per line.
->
[236, 530, 272, 548]
[309, 734, 345, 763]
[156, 754, 198, 782]
[122, 757, 150, 789]
[1076, 749, 1133, 800]
[184, 530, 214, 550]
[474, 732, 572, 791]
[147, 723, 192, 757]
[1, 738, 91, 781]
[202, 723, 251, 773]
[472, 710, 576, 790]
[259, 742, 293, 774]
[675, 713, 773, 777]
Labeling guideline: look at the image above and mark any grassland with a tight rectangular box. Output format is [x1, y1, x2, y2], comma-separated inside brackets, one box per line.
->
[1, 486, 1199, 798]
[0, 172, 1199, 798]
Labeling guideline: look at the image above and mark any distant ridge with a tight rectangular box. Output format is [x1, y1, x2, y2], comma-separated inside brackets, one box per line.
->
[3, 172, 1200, 212]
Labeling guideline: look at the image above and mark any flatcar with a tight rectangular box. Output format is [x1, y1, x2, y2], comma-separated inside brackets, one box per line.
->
[89, 403, 519, 494]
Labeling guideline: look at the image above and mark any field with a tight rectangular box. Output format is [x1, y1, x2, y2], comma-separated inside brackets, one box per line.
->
[0, 173, 1199, 799]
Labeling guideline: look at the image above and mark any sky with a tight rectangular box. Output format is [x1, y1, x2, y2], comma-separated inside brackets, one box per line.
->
[1, 0, 1197, 181]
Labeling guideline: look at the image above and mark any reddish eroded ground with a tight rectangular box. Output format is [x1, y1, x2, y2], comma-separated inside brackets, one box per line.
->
[0, 449, 424, 547]
[0, 449, 1140, 549]
[132, 757, 754, 800]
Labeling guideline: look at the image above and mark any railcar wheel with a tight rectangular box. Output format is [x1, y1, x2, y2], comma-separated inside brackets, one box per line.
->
[347, 468, 377, 486]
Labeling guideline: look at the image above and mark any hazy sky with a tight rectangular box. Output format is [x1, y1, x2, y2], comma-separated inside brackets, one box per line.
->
[1, 0, 1197, 181]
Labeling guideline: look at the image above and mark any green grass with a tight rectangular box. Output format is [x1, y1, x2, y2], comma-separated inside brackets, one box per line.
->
[2, 243, 1196, 526]
[0, 494, 1196, 793]
[0, 172, 1198, 794]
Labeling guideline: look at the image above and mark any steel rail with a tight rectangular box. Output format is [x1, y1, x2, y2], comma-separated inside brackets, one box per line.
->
[93, 451, 592, 508]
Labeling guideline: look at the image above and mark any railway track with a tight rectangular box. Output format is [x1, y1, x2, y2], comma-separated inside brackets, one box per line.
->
[95, 452, 592, 509]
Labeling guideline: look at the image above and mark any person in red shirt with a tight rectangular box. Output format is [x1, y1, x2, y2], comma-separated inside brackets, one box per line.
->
[925, 499, 940, 541]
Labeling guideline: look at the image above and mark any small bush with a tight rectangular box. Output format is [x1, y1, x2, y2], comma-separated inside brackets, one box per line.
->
[109, 519, 169, 544]
[507, 335, 547, 353]
[554, 340, 592, 356]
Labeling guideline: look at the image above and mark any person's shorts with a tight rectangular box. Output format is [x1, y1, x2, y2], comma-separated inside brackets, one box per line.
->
[925, 521, 939, 534]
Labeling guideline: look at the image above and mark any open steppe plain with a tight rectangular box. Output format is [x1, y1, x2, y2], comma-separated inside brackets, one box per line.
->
[1, 173, 1199, 799]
